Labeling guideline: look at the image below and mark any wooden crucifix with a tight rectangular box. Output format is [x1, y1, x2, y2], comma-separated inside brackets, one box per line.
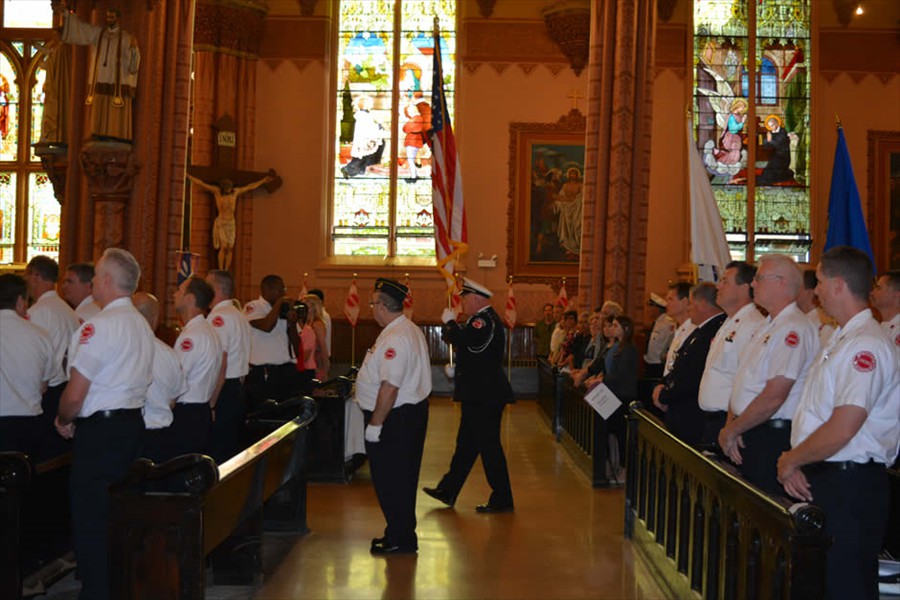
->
[186, 115, 282, 271]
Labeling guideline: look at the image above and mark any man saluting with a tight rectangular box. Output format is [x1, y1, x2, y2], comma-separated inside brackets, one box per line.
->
[424, 278, 515, 513]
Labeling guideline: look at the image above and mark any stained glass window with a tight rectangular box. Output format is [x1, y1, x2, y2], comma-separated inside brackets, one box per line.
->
[693, 0, 811, 262]
[333, 0, 456, 258]
[3, 0, 53, 29]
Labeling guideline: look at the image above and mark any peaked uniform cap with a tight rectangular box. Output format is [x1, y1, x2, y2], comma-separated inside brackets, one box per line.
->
[460, 278, 492, 298]
[374, 278, 409, 304]
[648, 292, 666, 308]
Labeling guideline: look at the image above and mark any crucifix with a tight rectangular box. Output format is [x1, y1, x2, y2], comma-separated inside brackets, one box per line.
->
[567, 89, 584, 111]
[186, 115, 282, 271]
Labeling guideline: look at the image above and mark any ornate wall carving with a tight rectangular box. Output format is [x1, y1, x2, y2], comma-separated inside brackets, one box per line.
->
[194, 0, 267, 58]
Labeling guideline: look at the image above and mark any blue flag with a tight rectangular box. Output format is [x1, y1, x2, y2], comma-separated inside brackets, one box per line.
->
[177, 252, 194, 286]
[824, 127, 874, 262]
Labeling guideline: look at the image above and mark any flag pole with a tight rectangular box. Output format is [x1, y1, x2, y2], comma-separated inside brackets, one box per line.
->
[350, 272, 357, 367]
[507, 275, 513, 384]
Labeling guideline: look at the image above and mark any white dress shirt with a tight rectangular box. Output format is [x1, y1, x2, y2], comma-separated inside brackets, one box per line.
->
[664, 319, 696, 377]
[354, 315, 431, 411]
[208, 300, 251, 378]
[0, 310, 54, 416]
[698, 303, 765, 412]
[75, 295, 101, 323]
[144, 339, 187, 429]
[28, 290, 80, 387]
[175, 314, 223, 405]
[243, 297, 292, 366]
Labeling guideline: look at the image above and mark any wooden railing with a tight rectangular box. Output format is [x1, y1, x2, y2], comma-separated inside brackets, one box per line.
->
[624, 405, 828, 600]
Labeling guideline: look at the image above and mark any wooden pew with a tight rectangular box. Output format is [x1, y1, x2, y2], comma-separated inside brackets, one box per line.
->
[304, 375, 356, 483]
[624, 404, 828, 600]
[0, 452, 73, 600]
[108, 397, 316, 600]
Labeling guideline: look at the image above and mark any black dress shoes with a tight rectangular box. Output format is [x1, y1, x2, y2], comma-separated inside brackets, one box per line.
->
[475, 502, 514, 513]
[370, 540, 418, 555]
[423, 486, 457, 507]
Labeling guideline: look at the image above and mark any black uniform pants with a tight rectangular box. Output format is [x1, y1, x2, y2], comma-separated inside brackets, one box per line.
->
[245, 363, 304, 409]
[364, 400, 428, 547]
[804, 462, 888, 600]
[739, 420, 791, 495]
[171, 403, 212, 457]
[70, 409, 144, 600]
[41, 383, 71, 456]
[438, 400, 514, 506]
[210, 378, 246, 464]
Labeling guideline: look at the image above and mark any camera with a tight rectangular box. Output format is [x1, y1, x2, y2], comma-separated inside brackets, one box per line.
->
[279, 300, 308, 321]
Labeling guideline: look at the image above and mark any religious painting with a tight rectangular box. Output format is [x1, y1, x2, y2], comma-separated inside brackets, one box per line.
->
[867, 130, 900, 272]
[507, 110, 586, 285]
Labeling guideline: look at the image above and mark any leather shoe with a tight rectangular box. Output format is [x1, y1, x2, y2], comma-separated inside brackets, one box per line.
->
[370, 540, 417, 555]
[475, 502, 514, 513]
[423, 486, 456, 507]
[370, 536, 386, 550]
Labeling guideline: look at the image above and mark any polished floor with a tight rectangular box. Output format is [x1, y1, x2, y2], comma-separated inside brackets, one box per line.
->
[255, 398, 665, 600]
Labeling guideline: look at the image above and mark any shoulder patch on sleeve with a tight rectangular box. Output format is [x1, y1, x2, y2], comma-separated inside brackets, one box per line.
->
[784, 331, 799, 347]
[79, 324, 95, 345]
[895, 333, 899, 347]
[852, 351, 876, 373]
[384, 347, 396, 360]
[243, 304, 252, 314]
[472, 318, 485, 330]
[180, 338, 194, 352]
[212, 315, 225, 328]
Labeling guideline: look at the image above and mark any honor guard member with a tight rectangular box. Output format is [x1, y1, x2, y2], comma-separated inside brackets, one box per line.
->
[134, 292, 187, 464]
[662, 282, 696, 377]
[55, 248, 154, 600]
[25, 255, 80, 451]
[778, 247, 900, 600]
[719, 254, 818, 495]
[697, 262, 764, 445]
[0, 274, 54, 459]
[424, 278, 515, 513]
[243, 274, 301, 405]
[62, 262, 101, 323]
[172, 276, 223, 456]
[356, 278, 431, 555]
[643, 292, 675, 379]
[207, 270, 251, 463]
[871, 270, 900, 354]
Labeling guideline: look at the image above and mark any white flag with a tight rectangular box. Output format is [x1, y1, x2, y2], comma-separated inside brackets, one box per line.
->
[688, 118, 731, 282]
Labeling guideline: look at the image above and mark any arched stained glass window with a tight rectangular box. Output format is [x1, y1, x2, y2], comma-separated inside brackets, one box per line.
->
[333, 0, 456, 258]
[693, 0, 811, 263]
[1, 0, 60, 265]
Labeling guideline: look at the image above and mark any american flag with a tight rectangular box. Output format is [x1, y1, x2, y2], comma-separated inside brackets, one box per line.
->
[343, 278, 360, 327]
[428, 22, 467, 292]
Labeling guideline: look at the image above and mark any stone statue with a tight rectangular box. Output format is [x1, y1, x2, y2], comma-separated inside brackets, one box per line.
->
[187, 171, 278, 271]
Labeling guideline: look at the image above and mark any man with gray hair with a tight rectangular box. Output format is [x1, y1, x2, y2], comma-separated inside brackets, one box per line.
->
[719, 254, 819, 494]
[55, 247, 154, 600]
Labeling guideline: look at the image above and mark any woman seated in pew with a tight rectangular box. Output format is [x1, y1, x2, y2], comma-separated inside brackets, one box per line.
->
[556, 311, 592, 372]
[572, 315, 616, 387]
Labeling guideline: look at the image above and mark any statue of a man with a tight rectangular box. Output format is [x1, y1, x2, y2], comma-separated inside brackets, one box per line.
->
[187, 171, 277, 271]
[58, 2, 140, 142]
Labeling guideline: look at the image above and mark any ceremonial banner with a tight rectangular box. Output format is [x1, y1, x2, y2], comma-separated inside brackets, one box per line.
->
[556, 284, 568, 309]
[824, 126, 875, 263]
[343, 278, 360, 327]
[176, 252, 195, 286]
[504, 282, 517, 329]
[688, 118, 731, 283]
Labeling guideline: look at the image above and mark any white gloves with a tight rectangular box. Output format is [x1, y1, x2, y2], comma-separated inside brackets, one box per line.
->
[441, 307, 458, 324]
[365, 424, 383, 443]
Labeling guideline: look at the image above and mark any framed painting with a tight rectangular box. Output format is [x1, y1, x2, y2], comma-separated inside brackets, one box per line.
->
[507, 110, 586, 286]
[867, 130, 900, 273]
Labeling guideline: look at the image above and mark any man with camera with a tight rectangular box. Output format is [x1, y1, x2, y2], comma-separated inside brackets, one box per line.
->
[243, 274, 302, 406]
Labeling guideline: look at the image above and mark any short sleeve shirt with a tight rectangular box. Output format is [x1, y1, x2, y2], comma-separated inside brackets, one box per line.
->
[664, 319, 696, 377]
[28, 290, 80, 387]
[75, 295, 101, 323]
[175, 314, 222, 405]
[644, 313, 676, 365]
[882, 313, 900, 356]
[67, 297, 154, 417]
[728, 302, 819, 419]
[243, 297, 292, 366]
[0, 310, 54, 416]
[144, 339, 187, 429]
[698, 303, 765, 412]
[791, 309, 899, 464]
[354, 315, 432, 411]
[208, 300, 251, 378]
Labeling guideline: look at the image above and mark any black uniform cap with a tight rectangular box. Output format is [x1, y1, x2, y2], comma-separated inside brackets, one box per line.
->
[374, 278, 409, 304]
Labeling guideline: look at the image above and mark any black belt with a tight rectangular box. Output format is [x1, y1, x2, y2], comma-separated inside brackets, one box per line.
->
[806, 459, 884, 473]
[78, 408, 141, 421]
[765, 419, 791, 430]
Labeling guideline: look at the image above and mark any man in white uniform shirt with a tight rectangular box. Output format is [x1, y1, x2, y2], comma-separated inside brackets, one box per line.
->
[798, 268, 835, 347]
[62, 262, 101, 323]
[55, 248, 154, 600]
[871, 270, 899, 352]
[134, 292, 187, 464]
[243, 274, 301, 405]
[719, 254, 818, 494]
[207, 270, 251, 463]
[355, 278, 431, 555]
[778, 247, 899, 600]
[0, 274, 54, 459]
[662, 282, 696, 377]
[697, 261, 764, 446]
[172, 276, 223, 457]
[643, 292, 675, 379]
[26, 255, 80, 454]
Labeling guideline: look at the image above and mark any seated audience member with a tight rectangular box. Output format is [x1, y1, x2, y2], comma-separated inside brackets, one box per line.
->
[578, 315, 617, 387]
[642, 292, 674, 379]
[719, 254, 818, 495]
[871, 270, 899, 350]
[571, 314, 603, 384]
[697, 261, 764, 446]
[777, 246, 899, 600]
[0, 274, 54, 460]
[548, 306, 571, 362]
[533, 303, 555, 359]
[557, 311, 591, 371]
[134, 292, 186, 464]
[171, 276, 223, 456]
[653, 283, 725, 446]
[62, 262, 100, 323]
[597, 300, 624, 320]
[662, 281, 696, 377]
[303, 294, 331, 381]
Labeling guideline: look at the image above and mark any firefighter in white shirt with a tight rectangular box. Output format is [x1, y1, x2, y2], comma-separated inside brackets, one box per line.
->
[870, 270, 899, 353]
[62, 262, 101, 323]
[662, 282, 696, 377]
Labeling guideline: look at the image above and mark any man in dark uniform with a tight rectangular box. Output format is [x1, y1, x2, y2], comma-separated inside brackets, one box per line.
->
[424, 278, 515, 512]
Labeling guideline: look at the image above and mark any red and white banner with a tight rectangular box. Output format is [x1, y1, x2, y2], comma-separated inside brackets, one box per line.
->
[403, 285, 414, 320]
[504, 283, 517, 329]
[556, 284, 568, 309]
[343, 278, 360, 327]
